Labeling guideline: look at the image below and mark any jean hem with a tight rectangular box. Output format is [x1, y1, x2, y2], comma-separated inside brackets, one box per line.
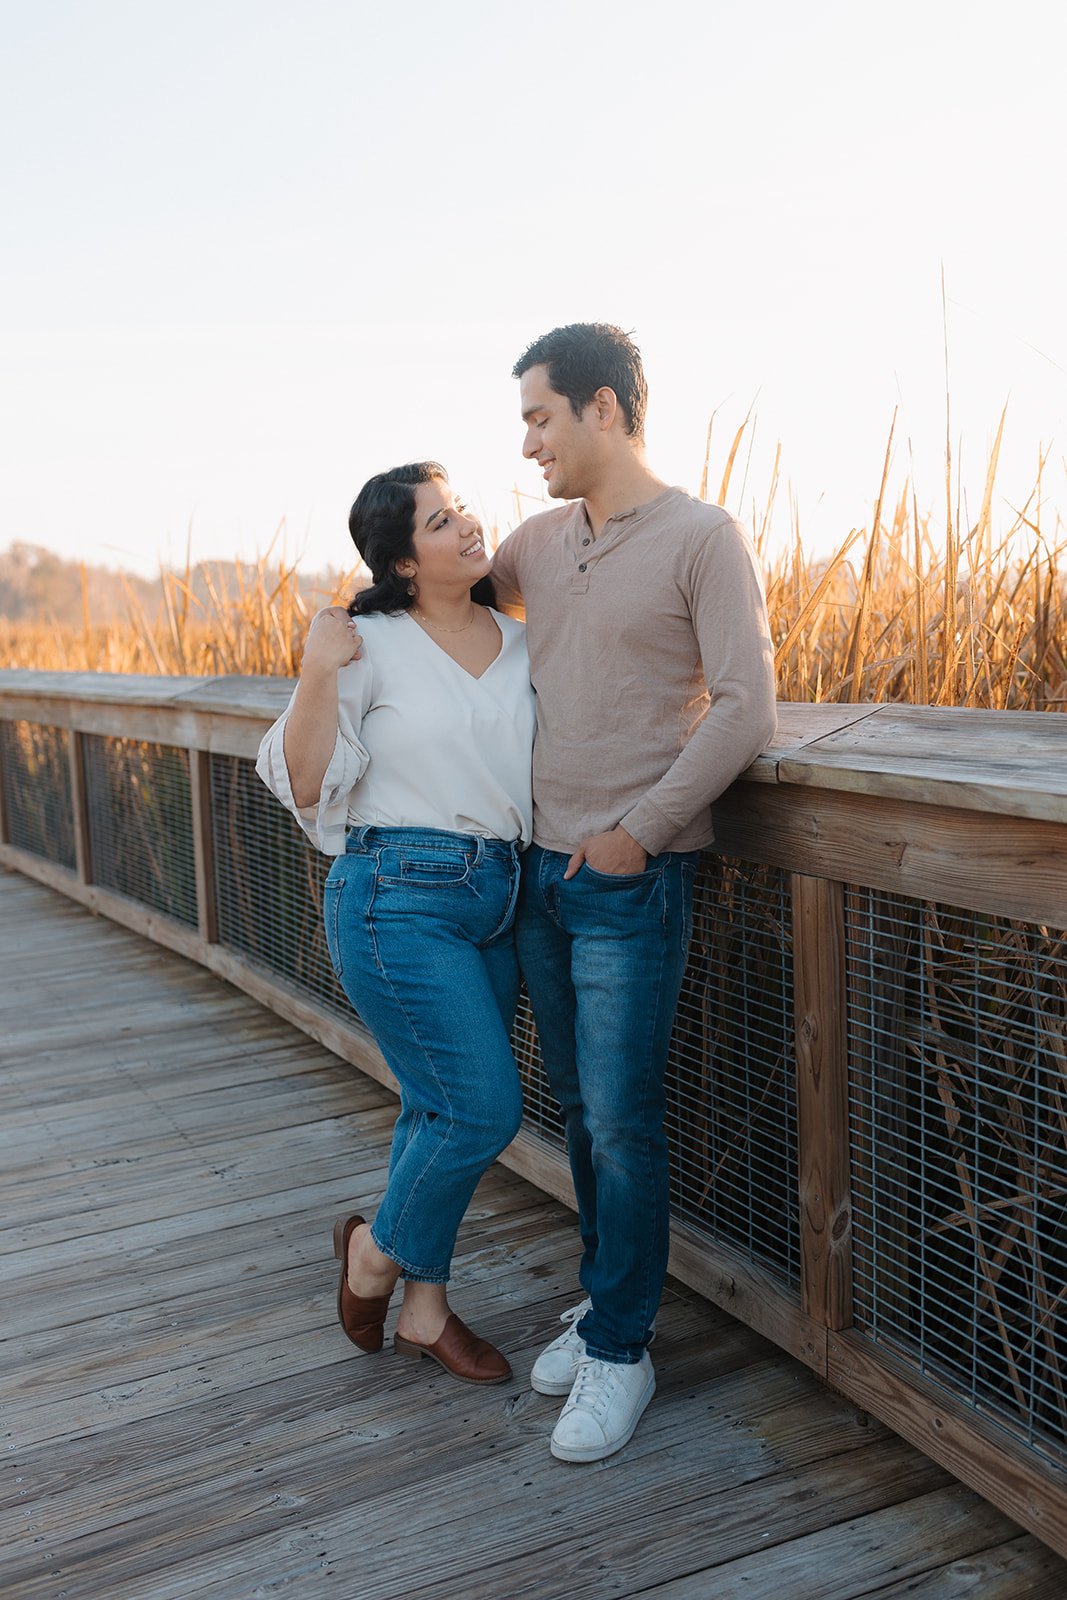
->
[369, 1226, 450, 1285]
[581, 1342, 646, 1365]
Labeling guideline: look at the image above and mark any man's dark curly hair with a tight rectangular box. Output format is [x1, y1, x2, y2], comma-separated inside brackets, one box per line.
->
[512, 322, 647, 438]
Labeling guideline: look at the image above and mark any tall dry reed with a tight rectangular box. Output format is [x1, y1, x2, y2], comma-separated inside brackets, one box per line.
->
[3, 417, 1065, 709]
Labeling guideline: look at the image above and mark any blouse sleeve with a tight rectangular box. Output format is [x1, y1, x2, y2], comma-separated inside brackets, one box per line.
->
[255, 656, 373, 855]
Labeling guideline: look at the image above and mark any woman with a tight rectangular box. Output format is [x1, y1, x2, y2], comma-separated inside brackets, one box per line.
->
[256, 461, 534, 1384]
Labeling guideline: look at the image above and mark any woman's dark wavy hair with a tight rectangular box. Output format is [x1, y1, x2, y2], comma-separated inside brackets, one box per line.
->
[347, 460, 495, 617]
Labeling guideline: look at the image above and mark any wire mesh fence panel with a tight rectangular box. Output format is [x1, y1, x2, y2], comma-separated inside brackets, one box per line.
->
[82, 735, 197, 925]
[210, 753, 363, 1029]
[847, 885, 1067, 1467]
[0, 720, 75, 869]
[668, 854, 799, 1285]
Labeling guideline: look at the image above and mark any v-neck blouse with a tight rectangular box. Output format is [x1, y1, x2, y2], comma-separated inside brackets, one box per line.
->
[256, 608, 535, 853]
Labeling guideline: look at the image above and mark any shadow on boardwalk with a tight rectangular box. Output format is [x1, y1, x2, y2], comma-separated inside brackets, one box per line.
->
[2, 866, 1065, 1600]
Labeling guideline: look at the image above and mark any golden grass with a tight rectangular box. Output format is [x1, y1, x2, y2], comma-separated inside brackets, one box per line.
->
[0, 551, 359, 679]
[3, 416, 1065, 708]
[716, 410, 1066, 709]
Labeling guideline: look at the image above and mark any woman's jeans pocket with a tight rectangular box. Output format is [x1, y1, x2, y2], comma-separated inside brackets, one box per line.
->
[323, 874, 345, 979]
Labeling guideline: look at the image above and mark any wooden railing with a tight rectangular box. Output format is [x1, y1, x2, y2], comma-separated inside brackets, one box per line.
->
[2, 669, 1065, 1554]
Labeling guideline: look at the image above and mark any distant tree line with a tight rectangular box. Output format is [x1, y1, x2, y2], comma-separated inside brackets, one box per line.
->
[0, 543, 337, 625]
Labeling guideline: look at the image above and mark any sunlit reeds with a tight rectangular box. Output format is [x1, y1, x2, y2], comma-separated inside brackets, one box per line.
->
[0, 549, 359, 679]
[702, 410, 1066, 711]
[3, 416, 1065, 709]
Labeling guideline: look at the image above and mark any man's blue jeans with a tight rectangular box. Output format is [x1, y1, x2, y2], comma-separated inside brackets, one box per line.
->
[516, 845, 697, 1362]
[324, 826, 524, 1283]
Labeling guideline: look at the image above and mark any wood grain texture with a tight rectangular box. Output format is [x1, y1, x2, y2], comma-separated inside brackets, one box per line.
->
[2, 678, 1063, 814]
[793, 873, 852, 1330]
[3, 867, 1063, 1600]
[67, 726, 92, 884]
[828, 1328, 1067, 1561]
[780, 704, 1067, 823]
[188, 747, 218, 944]
[713, 781, 1067, 929]
[0, 722, 9, 846]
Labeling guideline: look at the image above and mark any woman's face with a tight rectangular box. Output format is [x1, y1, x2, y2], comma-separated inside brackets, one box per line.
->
[405, 478, 490, 595]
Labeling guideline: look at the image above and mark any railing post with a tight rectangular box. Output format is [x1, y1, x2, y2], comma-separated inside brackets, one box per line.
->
[68, 728, 93, 885]
[0, 721, 10, 847]
[793, 872, 853, 1332]
[189, 747, 219, 944]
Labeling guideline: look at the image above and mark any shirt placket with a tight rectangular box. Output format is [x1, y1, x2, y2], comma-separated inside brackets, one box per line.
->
[567, 510, 634, 594]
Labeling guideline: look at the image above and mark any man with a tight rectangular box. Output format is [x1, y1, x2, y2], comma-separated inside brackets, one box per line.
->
[491, 322, 776, 1463]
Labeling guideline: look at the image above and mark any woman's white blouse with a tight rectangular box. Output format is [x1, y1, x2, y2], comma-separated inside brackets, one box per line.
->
[256, 608, 535, 854]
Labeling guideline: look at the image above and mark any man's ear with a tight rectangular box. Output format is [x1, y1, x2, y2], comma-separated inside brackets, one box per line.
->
[593, 386, 618, 430]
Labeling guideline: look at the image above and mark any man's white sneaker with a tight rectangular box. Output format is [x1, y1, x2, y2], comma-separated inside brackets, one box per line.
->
[530, 1299, 593, 1395]
[531, 1300, 657, 1397]
[550, 1352, 656, 1462]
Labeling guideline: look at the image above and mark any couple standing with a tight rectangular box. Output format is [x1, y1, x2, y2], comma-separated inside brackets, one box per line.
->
[257, 322, 777, 1463]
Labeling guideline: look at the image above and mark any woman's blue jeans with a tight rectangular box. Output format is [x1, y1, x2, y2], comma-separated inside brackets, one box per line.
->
[516, 845, 697, 1363]
[323, 826, 524, 1283]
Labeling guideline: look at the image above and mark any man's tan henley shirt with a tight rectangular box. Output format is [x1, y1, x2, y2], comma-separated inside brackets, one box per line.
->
[491, 486, 777, 858]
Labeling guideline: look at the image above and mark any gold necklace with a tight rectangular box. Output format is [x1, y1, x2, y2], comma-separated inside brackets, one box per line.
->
[412, 606, 478, 635]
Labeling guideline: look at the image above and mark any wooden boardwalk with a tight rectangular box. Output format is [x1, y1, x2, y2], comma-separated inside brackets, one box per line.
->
[2, 866, 1065, 1600]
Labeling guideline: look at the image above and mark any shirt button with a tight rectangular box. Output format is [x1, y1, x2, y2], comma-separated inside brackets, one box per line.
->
[578, 562, 587, 572]
[582, 538, 590, 546]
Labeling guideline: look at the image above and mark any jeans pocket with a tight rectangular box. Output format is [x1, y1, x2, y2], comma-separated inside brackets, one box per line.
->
[323, 876, 345, 979]
[379, 850, 470, 887]
[581, 856, 663, 888]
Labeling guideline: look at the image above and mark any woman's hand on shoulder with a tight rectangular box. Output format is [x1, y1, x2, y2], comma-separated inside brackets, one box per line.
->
[301, 606, 363, 677]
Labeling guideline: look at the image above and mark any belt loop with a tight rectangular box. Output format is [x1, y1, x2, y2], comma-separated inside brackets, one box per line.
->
[356, 824, 373, 847]
[472, 835, 485, 868]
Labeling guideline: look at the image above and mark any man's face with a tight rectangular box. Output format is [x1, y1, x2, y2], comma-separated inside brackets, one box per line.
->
[519, 364, 602, 501]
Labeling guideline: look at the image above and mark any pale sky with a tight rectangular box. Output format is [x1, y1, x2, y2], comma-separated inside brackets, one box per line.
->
[2, 0, 1065, 579]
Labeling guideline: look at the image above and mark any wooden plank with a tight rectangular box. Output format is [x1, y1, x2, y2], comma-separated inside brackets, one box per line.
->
[6, 1303, 747, 1548]
[792, 873, 852, 1330]
[2, 1208, 592, 1409]
[3, 1180, 562, 1345]
[141, 1440, 946, 1600]
[713, 782, 1067, 930]
[0, 719, 9, 846]
[0, 697, 272, 758]
[64, 702, 271, 757]
[66, 727, 92, 884]
[828, 1328, 1067, 1560]
[856, 1534, 1067, 1598]
[188, 747, 218, 943]
[0, 669, 202, 704]
[667, 1216, 826, 1373]
[781, 704, 1067, 823]
[0, 844, 205, 957]
[646, 1486, 1017, 1600]
[0, 668, 289, 719]
[748, 701, 885, 780]
[8, 1399, 940, 1599]
[170, 674, 294, 719]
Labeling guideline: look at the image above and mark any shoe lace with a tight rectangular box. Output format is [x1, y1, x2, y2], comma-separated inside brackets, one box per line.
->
[559, 1299, 591, 1329]
[567, 1357, 621, 1421]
